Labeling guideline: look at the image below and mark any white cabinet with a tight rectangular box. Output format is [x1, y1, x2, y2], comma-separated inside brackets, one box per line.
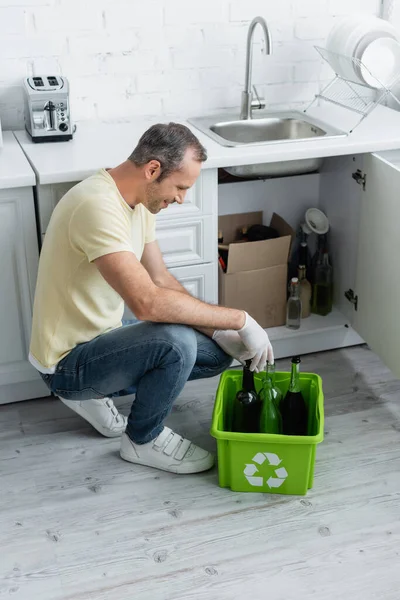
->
[0, 187, 48, 404]
[352, 152, 400, 378]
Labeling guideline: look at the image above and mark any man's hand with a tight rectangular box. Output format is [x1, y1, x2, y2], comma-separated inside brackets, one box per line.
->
[212, 330, 253, 364]
[237, 312, 274, 372]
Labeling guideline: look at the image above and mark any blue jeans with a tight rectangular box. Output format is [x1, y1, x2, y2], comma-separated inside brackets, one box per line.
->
[40, 321, 232, 444]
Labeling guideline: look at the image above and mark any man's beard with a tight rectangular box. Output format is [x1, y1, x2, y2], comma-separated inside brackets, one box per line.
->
[145, 183, 166, 214]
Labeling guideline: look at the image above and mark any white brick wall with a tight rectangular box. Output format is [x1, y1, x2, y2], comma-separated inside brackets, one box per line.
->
[0, 0, 386, 129]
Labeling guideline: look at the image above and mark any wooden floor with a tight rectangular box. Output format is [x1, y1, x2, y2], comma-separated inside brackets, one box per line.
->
[1, 345, 400, 600]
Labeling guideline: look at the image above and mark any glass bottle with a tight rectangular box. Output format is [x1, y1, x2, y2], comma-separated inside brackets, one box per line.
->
[298, 265, 311, 319]
[232, 360, 261, 433]
[267, 361, 283, 407]
[286, 277, 302, 330]
[240, 226, 249, 242]
[299, 241, 312, 280]
[280, 356, 308, 436]
[310, 234, 325, 287]
[259, 363, 282, 434]
[311, 239, 333, 316]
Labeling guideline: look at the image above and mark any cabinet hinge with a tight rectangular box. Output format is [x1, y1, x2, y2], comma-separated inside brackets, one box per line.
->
[352, 169, 366, 190]
[345, 289, 358, 311]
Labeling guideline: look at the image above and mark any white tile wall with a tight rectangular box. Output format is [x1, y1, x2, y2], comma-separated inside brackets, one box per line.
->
[0, 0, 384, 129]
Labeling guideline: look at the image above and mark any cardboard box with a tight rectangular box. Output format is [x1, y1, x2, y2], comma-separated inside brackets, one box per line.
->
[218, 211, 294, 328]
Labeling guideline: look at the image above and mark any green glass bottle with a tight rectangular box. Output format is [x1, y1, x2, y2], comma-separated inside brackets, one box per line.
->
[267, 361, 283, 407]
[259, 363, 282, 434]
[280, 356, 308, 436]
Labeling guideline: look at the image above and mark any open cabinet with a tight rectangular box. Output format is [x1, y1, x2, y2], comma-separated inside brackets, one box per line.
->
[218, 149, 400, 377]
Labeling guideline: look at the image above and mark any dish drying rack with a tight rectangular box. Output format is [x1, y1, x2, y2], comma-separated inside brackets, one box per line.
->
[303, 45, 400, 133]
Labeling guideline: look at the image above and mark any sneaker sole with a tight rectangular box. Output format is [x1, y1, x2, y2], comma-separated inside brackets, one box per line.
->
[119, 449, 214, 474]
[60, 400, 126, 438]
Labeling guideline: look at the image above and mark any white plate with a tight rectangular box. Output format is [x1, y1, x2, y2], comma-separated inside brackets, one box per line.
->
[326, 15, 400, 83]
[326, 16, 361, 75]
[359, 37, 400, 88]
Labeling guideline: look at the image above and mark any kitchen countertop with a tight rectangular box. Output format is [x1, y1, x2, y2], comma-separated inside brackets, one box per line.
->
[13, 103, 400, 185]
[0, 131, 35, 189]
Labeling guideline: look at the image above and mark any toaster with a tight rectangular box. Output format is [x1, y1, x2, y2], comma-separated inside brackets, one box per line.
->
[23, 75, 73, 142]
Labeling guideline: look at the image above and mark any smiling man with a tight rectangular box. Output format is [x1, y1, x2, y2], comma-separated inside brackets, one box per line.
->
[30, 122, 273, 474]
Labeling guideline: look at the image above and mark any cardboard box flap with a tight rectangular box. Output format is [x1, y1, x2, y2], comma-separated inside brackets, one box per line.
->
[227, 235, 291, 274]
[271, 212, 295, 244]
[218, 211, 263, 244]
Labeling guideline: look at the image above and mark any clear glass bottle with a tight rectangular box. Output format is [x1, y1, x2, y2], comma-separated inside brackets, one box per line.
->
[311, 240, 333, 316]
[298, 265, 311, 319]
[280, 356, 308, 436]
[299, 241, 312, 281]
[286, 277, 302, 330]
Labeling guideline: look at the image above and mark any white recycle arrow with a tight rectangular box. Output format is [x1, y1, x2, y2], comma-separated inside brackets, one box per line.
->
[244, 463, 263, 486]
[252, 452, 267, 465]
[267, 476, 286, 488]
[267, 467, 288, 489]
[244, 463, 258, 476]
[264, 452, 281, 466]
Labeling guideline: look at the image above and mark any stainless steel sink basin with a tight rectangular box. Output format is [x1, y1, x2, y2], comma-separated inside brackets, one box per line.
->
[189, 110, 346, 178]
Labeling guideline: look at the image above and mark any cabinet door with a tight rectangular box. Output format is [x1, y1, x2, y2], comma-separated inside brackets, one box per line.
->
[156, 217, 215, 267]
[0, 187, 48, 403]
[353, 153, 400, 377]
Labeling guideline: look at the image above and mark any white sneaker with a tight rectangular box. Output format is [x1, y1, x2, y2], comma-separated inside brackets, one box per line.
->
[120, 427, 214, 474]
[59, 397, 127, 438]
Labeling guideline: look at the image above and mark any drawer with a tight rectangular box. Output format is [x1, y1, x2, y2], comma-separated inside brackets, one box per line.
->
[155, 168, 216, 220]
[156, 216, 216, 268]
[167, 262, 217, 303]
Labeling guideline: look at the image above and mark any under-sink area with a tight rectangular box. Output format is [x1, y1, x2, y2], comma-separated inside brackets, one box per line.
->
[189, 110, 347, 178]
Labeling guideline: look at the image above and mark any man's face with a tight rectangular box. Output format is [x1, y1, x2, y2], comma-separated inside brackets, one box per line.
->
[143, 149, 202, 215]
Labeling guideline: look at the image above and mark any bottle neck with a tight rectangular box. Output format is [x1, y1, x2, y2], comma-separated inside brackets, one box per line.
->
[290, 283, 300, 299]
[289, 361, 301, 393]
[298, 266, 306, 281]
[243, 361, 255, 392]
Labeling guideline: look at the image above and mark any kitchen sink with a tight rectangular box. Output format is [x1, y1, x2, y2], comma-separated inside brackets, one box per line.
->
[189, 110, 346, 178]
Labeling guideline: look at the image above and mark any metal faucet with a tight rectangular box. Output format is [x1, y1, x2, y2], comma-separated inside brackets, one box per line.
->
[240, 16, 272, 120]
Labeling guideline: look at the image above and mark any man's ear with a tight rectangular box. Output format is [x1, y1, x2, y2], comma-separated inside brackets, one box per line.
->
[145, 160, 161, 182]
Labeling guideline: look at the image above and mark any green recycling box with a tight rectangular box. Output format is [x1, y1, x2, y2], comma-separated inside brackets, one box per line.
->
[210, 369, 324, 495]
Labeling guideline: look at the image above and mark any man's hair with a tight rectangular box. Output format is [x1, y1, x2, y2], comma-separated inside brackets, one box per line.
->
[128, 122, 207, 182]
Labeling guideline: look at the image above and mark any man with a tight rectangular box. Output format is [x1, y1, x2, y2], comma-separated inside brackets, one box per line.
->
[30, 122, 273, 475]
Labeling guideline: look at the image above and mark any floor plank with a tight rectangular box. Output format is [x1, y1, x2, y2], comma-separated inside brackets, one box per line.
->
[1, 345, 400, 600]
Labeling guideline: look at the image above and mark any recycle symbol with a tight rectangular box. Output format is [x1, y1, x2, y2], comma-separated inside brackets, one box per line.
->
[244, 452, 288, 489]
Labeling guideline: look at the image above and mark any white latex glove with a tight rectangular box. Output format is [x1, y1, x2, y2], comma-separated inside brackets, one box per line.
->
[237, 312, 274, 372]
[212, 329, 254, 365]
